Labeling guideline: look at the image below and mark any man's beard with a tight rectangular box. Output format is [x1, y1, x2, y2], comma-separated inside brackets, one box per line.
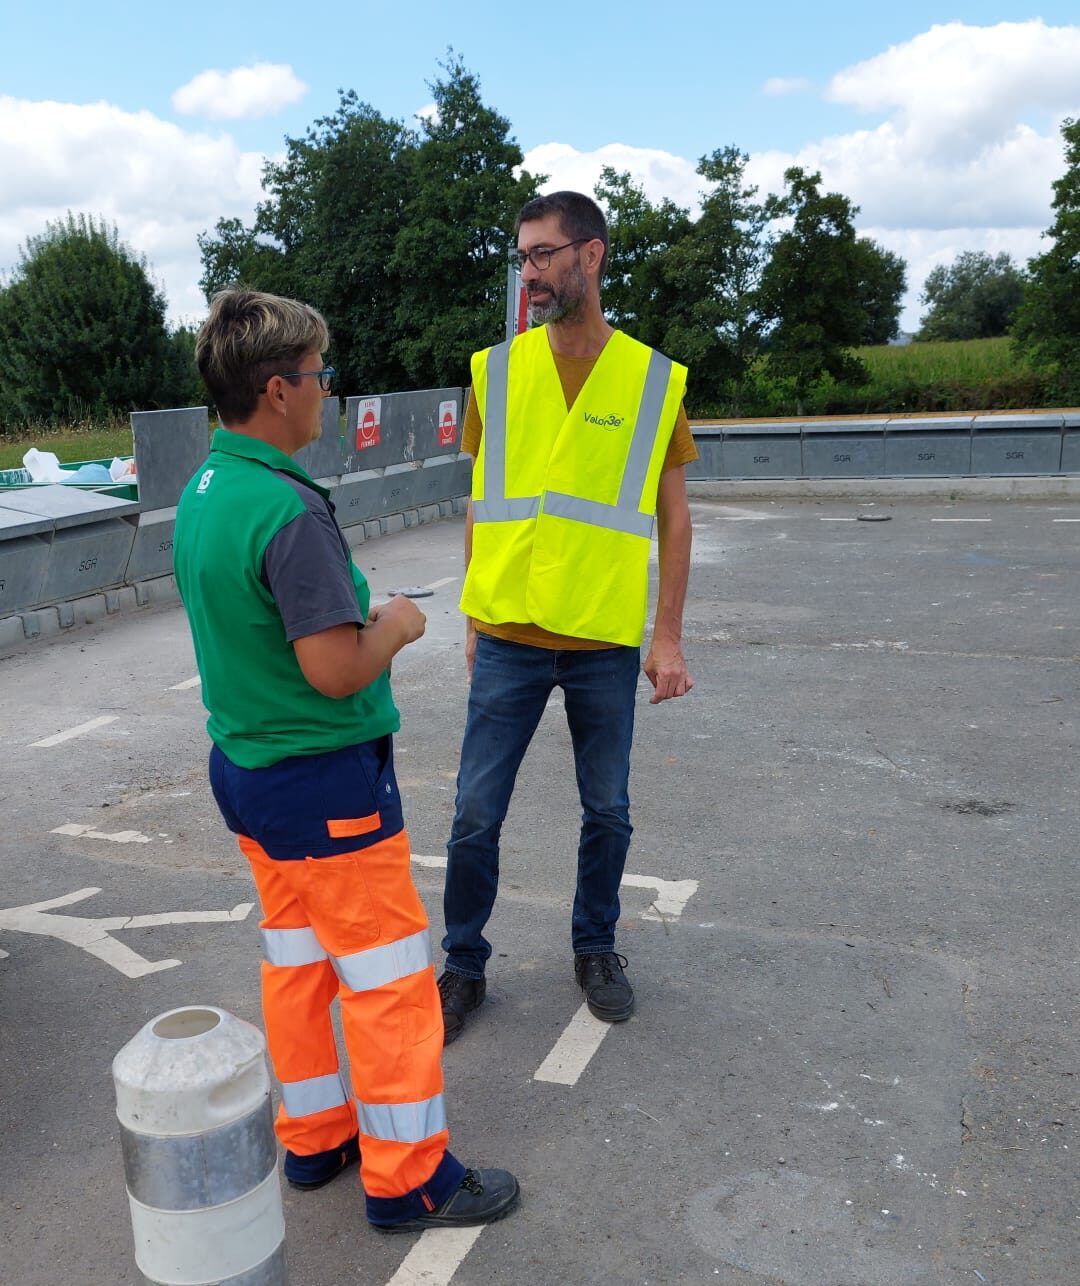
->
[527, 262, 586, 325]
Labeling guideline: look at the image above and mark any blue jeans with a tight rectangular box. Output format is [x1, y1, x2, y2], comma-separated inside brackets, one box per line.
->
[442, 633, 640, 978]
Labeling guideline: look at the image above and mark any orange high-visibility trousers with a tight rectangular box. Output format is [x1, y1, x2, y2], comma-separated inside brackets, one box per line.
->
[240, 828, 449, 1199]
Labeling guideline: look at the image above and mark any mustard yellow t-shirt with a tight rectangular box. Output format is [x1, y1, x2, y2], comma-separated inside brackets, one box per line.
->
[463, 347, 697, 651]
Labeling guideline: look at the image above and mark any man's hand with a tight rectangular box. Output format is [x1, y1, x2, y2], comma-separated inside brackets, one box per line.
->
[369, 594, 426, 646]
[643, 639, 692, 705]
[465, 617, 477, 680]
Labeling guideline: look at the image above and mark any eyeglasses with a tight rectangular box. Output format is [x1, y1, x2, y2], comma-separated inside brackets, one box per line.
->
[509, 239, 588, 272]
[258, 366, 336, 394]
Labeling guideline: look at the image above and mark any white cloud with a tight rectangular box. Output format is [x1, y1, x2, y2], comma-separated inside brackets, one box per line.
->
[826, 20, 1080, 150]
[762, 77, 812, 97]
[172, 63, 307, 121]
[527, 21, 1078, 332]
[2, 21, 1076, 341]
[0, 96, 269, 322]
[523, 141, 702, 211]
[415, 101, 439, 125]
[744, 20, 1079, 329]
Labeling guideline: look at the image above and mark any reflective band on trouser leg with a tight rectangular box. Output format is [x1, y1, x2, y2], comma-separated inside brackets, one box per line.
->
[240, 835, 359, 1155]
[279, 1071, 349, 1119]
[294, 829, 451, 1200]
[330, 928, 432, 993]
[357, 1095, 448, 1143]
[261, 925, 327, 967]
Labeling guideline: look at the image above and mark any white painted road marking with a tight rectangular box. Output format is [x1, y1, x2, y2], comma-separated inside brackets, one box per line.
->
[0, 888, 254, 977]
[169, 676, 201, 690]
[424, 576, 459, 591]
[384, 1226, 484, 1286]
[31, 715, 118, 747]
[819, 517, 857, 522]
[52, 823, 151, 844]
[412, 858, 699, 923]
[930, 517, 992, 522]
[620, 873, 699, 921]
[1052, 518, 1080, 523]
[534, 1004, 612, 1084]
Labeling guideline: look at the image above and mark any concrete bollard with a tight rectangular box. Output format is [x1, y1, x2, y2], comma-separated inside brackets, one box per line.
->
[112, 1005, 287, 1285]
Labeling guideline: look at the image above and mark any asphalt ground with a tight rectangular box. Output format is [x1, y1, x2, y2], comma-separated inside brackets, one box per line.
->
[0, 494, 1077, 1286]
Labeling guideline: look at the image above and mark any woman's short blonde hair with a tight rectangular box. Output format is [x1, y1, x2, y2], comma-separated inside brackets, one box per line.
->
[196, 289, 330, 424]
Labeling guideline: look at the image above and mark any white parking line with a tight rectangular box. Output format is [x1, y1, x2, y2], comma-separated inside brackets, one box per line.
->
[1052, 518, 1080, 523]
[169, 676, 201, 690]
[30, 716, 118, 748]
[412, 853, 448, 868]
[534, 1004, 611, 1085]
[385, 1226, 484, 1286]
[424, 576, 459, 591]
[930, 517, 992, 522]
[820, 517, 857, 522]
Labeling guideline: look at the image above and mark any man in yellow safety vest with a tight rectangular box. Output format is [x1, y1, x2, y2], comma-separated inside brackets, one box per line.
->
[439, 191, 696, 1042]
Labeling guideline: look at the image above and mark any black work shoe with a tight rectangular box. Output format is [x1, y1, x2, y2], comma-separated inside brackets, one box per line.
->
[374, 1167, 520, 1233]
[284, 1133, 361, 1190]
[438, 970, 486, 1044]
[575, 952, 635, 1022]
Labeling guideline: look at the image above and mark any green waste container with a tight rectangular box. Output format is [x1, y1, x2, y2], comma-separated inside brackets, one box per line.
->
[0, 458, 138, 502]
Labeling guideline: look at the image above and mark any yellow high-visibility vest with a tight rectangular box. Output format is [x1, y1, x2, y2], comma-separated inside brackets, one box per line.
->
[460, 325, 687, 647]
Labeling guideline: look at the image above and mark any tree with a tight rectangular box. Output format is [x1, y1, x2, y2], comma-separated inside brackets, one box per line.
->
[199, 92, 417, 394]
[853, 239, 907, 345]
[1012, 117, 1080, 397]
[758, 168, 868, 412]
[594, 166, 693, 351]
[0, 213, 179, 426]
[659, 147, 775, 413]
[917, 250, 1027, 341]
[389, 55, 540, 387]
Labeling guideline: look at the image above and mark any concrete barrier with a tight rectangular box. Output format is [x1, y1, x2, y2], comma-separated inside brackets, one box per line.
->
[0, 389, 472, 635]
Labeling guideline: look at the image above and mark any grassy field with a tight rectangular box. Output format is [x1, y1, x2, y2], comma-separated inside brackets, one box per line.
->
[794, 336, 1055, 416]
[855, 335, 1023, 382]
[0, 422, 137, 471]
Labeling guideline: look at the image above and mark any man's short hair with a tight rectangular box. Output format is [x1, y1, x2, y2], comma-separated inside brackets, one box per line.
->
[515, 191, 609, 279]
[196, 289, 330, 425]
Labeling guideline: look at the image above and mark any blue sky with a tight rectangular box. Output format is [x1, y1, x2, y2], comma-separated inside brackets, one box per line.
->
[3, 3, 1079, 332]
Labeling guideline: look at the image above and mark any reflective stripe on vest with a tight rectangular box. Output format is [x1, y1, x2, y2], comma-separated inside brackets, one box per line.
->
[329, 929, 432, 993]
[260, 926, 327, 968]
[356, 1093, 447, 1144]
[474, 341, 672, 537]
[280, 1071, 349, 1119]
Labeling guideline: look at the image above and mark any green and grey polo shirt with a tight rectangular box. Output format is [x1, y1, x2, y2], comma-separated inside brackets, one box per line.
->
[174, 428, 399, 769]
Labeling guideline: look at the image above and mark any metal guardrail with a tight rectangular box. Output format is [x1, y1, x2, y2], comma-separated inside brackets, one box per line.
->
[0, 389, 471, 622]
[688, 411, 1080, 480]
